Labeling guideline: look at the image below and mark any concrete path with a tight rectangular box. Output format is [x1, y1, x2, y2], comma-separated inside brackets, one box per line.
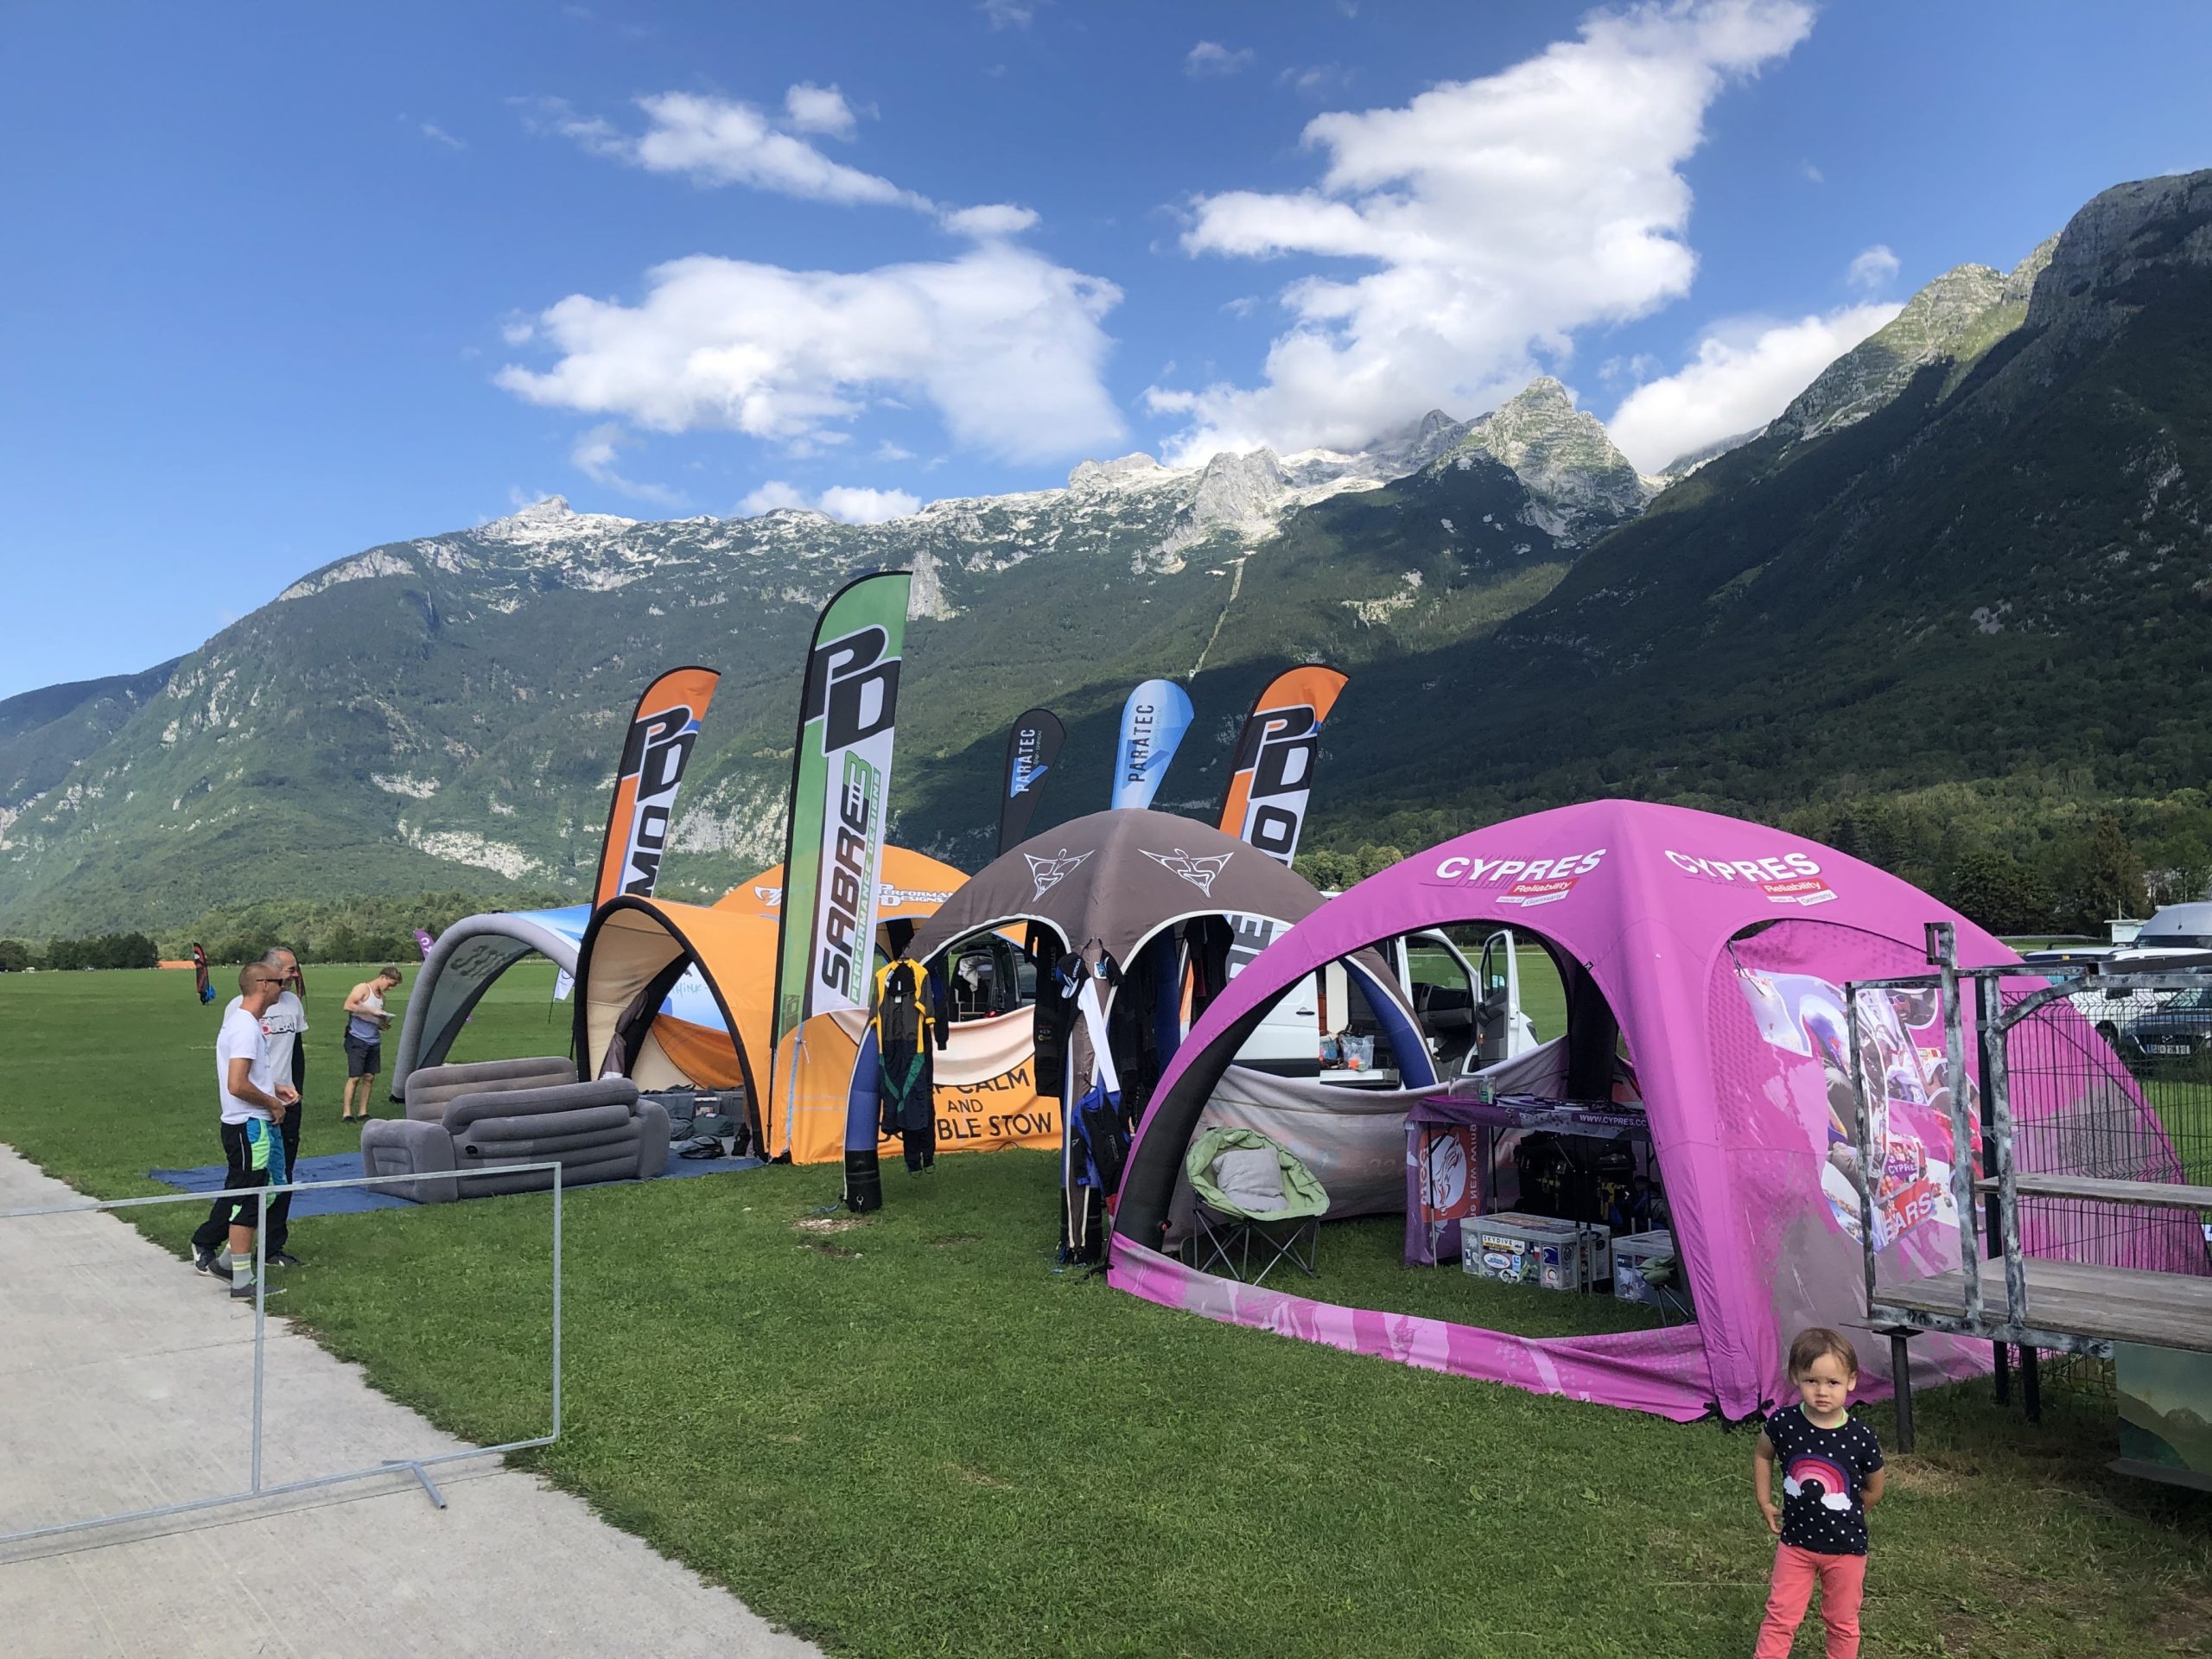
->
[0, 1145, 818, 1658]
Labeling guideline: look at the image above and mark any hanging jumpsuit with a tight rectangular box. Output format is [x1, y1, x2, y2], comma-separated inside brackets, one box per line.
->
[874, 959, 948, 1171]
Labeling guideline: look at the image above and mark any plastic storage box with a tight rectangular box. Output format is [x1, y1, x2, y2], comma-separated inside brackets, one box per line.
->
[1611, 1229, 1692, 1316]
[1460, 1211, 1610, 1291]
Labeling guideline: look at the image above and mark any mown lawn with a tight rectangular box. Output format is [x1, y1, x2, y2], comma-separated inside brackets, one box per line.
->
[2, 964, 2208, 1657]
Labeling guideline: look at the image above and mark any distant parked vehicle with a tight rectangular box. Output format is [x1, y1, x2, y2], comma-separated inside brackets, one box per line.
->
[2020, 946, 2166, 1039]
[2021, 922, 2212, 1043]
[2115, 984, 2212, 1075]
[2129, 902, 2212, 953]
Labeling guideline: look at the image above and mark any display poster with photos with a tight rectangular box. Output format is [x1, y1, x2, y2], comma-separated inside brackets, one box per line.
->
[1737, 968, 1977, 1249]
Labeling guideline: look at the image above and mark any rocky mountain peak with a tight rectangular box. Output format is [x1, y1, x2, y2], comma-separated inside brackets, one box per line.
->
[1438, 377, 1651, 543]
[1770, 261, 2017, 446]
[1189, 447, 1286, 533]
[2003, 234, 2059, 305]
[1509, 376, 1574, 411]
[1347, 407, 1474, 476]
[474, 494, 639, 550]
[1068, 452, 1169, 492]
[2027, 169, 2212, 339]
[1655, 429, 1765, 486]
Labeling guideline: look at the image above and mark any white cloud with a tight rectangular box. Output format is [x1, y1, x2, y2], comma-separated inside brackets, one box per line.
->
[569, 423, 689, 507]
[941, 201, 1039, 238]
[498, 244, 1125, 464]
[738, 481, 920, 523]
[1149, 0, 1815, 463]
[1278, 63, 1351, 97]
[1186, 41, 1255, 78]
[1604, 302, 1900, 473]
[1798, 159, 1824, 184]
[1846, 244, 1899, 292]
[783, 82, 857, 138]
[540, 90, 1037, 239]
[531, 92, 925, 209]
[979, 0, 1035, 28]
[420, 122, 466, 149]
[817, 485, 921, 523]
[874, 441, 917, 461]
[738, 481, 810, 514]
[499, 315, 536, 346]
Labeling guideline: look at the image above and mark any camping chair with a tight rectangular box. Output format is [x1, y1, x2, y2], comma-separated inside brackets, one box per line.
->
[1184, 1127, 1329, 1287]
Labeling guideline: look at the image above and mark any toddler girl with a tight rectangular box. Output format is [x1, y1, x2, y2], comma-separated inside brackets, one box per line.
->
[1753, 1326, 1886, 1657]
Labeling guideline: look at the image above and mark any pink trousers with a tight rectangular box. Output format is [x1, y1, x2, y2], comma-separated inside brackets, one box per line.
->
[1754, 1543, 1866, 1658]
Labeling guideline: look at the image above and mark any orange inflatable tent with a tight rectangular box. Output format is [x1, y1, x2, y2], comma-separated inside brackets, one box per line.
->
[576, 847, 1004, 1163]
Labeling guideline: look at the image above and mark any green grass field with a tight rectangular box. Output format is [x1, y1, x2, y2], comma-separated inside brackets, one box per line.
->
[3, 964, 2209, 1656]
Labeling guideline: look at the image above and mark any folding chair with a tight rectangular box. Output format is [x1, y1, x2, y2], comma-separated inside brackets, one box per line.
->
[1183, 1127, 1329, 1287]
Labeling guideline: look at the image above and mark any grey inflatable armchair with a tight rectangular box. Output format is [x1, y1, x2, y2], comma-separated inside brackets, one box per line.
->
[360, 1056, 670, 1202]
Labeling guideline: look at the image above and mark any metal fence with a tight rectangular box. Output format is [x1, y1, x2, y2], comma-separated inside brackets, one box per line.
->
[1849, 931, 2212, 1421]
[0, 1162, 562, 1549]
[1988, 968, 2212, 1399]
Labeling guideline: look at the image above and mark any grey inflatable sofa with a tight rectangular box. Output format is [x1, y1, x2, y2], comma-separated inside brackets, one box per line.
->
[359, 1057, 671, 1203]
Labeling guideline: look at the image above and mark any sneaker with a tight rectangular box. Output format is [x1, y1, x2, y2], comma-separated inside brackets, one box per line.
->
[268, 1250, 305, 1268]
[194, 1245, 233, 1281]
[230, 1281, 284, 1301]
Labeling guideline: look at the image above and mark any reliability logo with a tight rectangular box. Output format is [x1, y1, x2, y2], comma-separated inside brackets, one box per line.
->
[1142, 847, 1233, 896]
[1026, 849, 1090, 899]
[1759, 876, 1836, 907]
[1498, 878, 1577, 908]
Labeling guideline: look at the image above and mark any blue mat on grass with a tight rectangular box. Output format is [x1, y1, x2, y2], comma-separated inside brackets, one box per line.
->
[149, 1146, 765, 1218]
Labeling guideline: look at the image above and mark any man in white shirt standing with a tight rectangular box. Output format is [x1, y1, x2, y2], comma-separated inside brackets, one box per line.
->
[191, 963, 300, 1300]
[223, 947, 309, 1265]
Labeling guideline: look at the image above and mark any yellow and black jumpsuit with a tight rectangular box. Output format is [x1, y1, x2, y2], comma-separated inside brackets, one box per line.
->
[874, 959, 949, 1171]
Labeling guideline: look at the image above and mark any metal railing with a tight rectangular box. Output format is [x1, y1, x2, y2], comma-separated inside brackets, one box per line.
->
[1846, 928, 2212, 1444]
[0, 1161, 562, 1549]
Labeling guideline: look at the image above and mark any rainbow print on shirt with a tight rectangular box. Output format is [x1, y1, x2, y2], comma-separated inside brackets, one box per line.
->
[1783, 1455, 1855, 1510]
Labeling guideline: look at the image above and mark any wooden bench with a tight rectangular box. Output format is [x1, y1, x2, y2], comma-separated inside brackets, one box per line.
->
[1973, 1173, 2212, 1213]
[1874, 1256, 2212, 1354]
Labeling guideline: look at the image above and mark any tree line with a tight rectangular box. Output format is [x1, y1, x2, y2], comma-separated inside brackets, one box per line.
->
[1, 811, 2189, 975]
[0, 887, 564, 972]
[0, 934, 161, 972]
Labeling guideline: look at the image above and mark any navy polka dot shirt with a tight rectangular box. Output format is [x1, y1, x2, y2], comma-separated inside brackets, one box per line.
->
[1764, 1403, 1884, 1555]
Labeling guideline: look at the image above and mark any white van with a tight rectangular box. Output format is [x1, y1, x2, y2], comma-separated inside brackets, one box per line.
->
[2041, 902, 2212, 1039]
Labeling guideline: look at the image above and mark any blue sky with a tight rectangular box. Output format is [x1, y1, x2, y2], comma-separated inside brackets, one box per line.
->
[3, 0, 2209, 699]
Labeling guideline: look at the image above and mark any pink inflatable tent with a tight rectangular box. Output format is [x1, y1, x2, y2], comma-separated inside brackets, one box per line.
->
[1112, 799, 2020, 1422]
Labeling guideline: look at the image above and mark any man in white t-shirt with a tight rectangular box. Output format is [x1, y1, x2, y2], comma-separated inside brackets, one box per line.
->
[190, 963, 300, 1299]
[222, 947, 309, 1265]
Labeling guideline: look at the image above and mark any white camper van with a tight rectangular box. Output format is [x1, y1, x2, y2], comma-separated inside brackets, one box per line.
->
[1235, 927, 1539, 1084]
